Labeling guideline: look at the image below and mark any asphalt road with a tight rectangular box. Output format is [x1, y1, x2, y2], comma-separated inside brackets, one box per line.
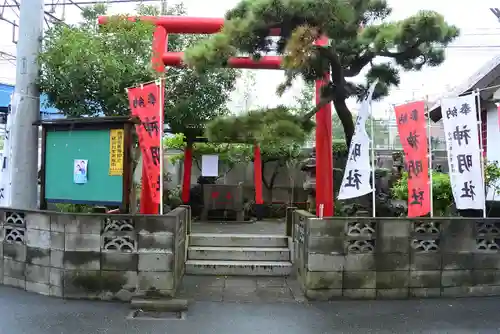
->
[2, 286, 500, 334]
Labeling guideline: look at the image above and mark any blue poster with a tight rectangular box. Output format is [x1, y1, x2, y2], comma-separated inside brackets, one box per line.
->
[73, 159, 88, 184]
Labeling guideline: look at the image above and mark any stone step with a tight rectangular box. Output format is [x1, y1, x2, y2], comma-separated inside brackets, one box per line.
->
[185, 260, 293, 276]
[188, 246, 290, 261]
[189, 233, 288, 248]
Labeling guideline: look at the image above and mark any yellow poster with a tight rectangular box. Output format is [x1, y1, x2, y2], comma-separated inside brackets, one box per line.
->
[109, 129, 124, 176]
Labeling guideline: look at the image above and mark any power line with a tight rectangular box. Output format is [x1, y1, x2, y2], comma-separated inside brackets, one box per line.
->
[0, 0, 161, 7]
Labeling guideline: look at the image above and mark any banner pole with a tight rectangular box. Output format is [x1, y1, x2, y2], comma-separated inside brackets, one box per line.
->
[426, 97, 434, 217]
[159, 79, 164, 215]
[475, 89, 487, 218]
[370, 103, 376, 218]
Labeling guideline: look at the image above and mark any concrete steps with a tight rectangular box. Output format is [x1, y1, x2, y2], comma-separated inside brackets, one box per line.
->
[188, 246, 290, 261]
[185, 260, 293, 276]
[186, 233, 292, 276]
[189, 233, 288, 248]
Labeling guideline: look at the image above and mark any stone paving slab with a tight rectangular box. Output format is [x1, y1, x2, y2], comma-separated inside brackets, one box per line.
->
[178, 275, 304, 303]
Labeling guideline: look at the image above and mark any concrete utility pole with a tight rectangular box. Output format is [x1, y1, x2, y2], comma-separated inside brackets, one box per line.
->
[9, 0, 44, 209]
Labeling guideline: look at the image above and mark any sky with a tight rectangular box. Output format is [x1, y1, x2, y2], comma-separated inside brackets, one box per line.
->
[1, 0, 500, 119]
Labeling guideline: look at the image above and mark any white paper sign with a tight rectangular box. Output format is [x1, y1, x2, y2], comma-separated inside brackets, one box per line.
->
[201, 154, 219, 177]
[441, 94, 485, 210]
[338, 81, 378, 200]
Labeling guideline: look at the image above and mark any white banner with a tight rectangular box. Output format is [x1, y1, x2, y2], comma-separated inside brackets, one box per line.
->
[441, 94, 485, 210]
[0, 93, 17, 207]
[338, 81, 378, 200]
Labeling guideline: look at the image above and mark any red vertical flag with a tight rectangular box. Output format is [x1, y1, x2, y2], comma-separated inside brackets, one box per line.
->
[395, 101, 430, 217]
[127, 81, 164, 208]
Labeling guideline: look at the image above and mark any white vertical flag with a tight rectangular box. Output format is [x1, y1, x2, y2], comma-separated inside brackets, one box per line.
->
[338, 80, 378, 200]
[441, 94, 485, 210]
[0, 93, 17, 207]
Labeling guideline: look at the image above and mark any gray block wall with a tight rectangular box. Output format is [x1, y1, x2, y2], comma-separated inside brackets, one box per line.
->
[290, 210, 500, 300]
[0, 206, 189, 301]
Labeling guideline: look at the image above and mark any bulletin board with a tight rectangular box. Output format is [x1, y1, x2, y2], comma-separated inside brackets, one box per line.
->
[39, 117, 133, 208]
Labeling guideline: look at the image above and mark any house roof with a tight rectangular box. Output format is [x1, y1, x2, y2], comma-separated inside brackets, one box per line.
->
[428, 54, 500, 121]
[0, 83, 65, 120]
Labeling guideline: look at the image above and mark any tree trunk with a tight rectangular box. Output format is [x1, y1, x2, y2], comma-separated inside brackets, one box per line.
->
[333, 97, 355, 147]
[262, 162, 281, 203]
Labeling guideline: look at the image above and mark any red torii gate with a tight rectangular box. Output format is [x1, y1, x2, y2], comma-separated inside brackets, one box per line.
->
[98, 15, 334, 217]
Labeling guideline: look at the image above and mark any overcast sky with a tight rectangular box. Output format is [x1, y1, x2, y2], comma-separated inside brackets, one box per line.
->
[1, 0, 500, 118]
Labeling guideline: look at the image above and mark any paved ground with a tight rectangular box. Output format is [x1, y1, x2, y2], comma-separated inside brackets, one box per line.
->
[3, 285, 500, 333]
[177, 276, 305, 303]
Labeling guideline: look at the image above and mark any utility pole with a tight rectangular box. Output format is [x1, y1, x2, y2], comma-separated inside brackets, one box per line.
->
[9, 0, 44, 209]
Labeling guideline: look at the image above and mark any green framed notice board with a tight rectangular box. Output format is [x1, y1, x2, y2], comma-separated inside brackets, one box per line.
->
[38, 117, 134, 209]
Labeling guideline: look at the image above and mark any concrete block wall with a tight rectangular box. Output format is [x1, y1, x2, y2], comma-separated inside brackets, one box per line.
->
[290, 210, 500, 300]
[0, 206, 190, 301]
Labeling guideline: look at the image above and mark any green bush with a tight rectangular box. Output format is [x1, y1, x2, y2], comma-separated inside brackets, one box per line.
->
[391, 171, 453, 216]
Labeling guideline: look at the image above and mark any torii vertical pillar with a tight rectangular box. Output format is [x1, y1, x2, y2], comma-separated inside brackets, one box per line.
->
[314, 37, 334, 217]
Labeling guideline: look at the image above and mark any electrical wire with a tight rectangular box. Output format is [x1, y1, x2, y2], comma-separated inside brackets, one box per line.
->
[0, 0, 161, 7]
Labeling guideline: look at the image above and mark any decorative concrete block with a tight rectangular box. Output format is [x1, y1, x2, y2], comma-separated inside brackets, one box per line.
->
[345, 254, 375, 271]
[343, 271, 376, 289]
[472, 269, 500, 285]
[50, 215, 65, 232]
[308, 218, 344, 237]
[305, 288, 342, 301]
[376, 288, 409, 299]
[307, 253, 344, 272]
[343, 288, 376, 299]
[3, 226, 25, 244]
[25, 264, 50, 284]
[3, 276, 25, 289]
[101, 232, 137, 252]
[473, 254, 500, 269]
[441, 270, 473, 287]
[378, 220, 410, 237]
[137, 232, 174, 251]
[50, 268, 63, 287]
[26, 247, 50, 266]
[409, 270, 441, 288]
[60, 214, 102, 234]
[49, 285, 63, 298]
[50, 250, 64, 268]
[135, 215, 177, 234]
[4, 258, 25, 280]
[375, 253, 409, 271]
[409, 287, 441, 298]
[63, 270, 102, 298]
[101, 270, 137, 291]
[377, 237, 410, 253]
[64, 233, 100, 252]
[376, 271, 409, 289]
[63, 251, 100, 270]
[138, 271, 174, 291]
[25, 213, 50, 231]
[441, 235, 475, 253]
[138, 252, 173, 272]
[410, 253, 441, 271]
[468, 285, 500, 297]
[101, 252, 138, 271]
[442, 253, 473, 270]
[3, 242, 26, 262]
[50, 232, 65, 250]
[26, 229, 51, 249]
[305, 271, 342, 290]
[308, 236, 344, 254]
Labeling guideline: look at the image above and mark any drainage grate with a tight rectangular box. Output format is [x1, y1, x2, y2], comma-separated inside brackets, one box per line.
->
[127, 309, 187, 321]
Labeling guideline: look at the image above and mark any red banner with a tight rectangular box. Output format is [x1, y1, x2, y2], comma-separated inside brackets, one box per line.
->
[395, 101, 430, 217]
[127, 81, 164, 205]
